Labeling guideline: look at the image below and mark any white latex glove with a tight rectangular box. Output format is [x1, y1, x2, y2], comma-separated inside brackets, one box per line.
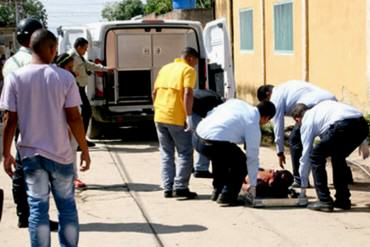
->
[358, 140, 369, 159]
[185, 115, 194, 132]
[298, 188, 308, 206]
[246, 186, 256, 203]
[298, 188, 307, 198]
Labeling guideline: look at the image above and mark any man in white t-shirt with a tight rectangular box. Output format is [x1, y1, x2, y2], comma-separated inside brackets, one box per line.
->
[0, 29, 90, 247]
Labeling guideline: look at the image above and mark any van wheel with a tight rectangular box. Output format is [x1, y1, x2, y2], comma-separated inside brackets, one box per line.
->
[88, 118, 104, 139]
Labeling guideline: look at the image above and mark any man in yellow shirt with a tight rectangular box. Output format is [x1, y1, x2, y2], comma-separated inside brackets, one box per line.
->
[152, 47, 199, 199]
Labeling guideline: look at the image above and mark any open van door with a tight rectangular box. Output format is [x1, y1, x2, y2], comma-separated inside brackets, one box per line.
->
[57, 27, 91, 54]
[203, 18, 235, 99]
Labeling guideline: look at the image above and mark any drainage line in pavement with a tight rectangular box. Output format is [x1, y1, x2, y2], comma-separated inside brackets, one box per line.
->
[107, 147, 165, 247]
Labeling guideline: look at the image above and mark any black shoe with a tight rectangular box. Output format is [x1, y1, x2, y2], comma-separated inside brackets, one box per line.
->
[193, 170, 213, 178]
[174, 189, 198, 199]
[49, 220, 59, 232]
[87, 140, 95, 147]
[210, 189, 221, 201]
[334, 200, 351, 210]
[216, 193, 236, 204]
[308, 201, 334, 212]
[164, 190, 173, 198]
[18, 218, 28, 228]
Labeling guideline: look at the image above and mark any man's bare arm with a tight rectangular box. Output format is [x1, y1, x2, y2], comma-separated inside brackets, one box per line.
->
[65, 106, 91, 171]
[184, 87, 193, 116]
[2, 111, 17, 177]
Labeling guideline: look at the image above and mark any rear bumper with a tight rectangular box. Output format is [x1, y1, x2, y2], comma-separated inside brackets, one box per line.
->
[91, 105, 154, 126]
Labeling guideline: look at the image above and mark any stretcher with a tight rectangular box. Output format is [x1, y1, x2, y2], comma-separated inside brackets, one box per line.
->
[243, 194, 308, 208]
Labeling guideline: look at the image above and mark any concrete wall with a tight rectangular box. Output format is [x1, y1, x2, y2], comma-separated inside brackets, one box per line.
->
[308, 0, 368, 112]
[216, 0, 370, 112]
[145, 9, 213, 27]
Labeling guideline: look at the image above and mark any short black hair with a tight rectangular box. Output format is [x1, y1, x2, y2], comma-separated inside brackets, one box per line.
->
[257, 100, 276, 119]
[55, 53, 74, 68]
[181, 47, 199, 58]
[257, 85, 274, 101]
[291, 103, 309, 119]
[270, 170, 294, 198]
[30, 29, 57, 55]
[74, 37, 88, 49]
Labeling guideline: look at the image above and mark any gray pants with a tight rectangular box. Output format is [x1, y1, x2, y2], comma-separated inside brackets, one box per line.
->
[155, 122, 193, 191]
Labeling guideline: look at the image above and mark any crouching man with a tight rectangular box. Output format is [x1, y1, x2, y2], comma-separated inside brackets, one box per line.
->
[291, 101, 369, 212]
[193, 99, 276, 206]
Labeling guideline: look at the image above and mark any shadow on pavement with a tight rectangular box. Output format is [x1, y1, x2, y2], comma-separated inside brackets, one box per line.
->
[349, 182, 370, 192]
[80, 222, 207, 233]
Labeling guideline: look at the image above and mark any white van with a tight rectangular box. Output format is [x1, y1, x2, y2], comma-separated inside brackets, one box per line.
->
[58, 18, 235, 138]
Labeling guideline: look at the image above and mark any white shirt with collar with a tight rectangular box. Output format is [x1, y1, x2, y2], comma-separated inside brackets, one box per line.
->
[196, 99, 261, 186]
[2, 47, 32, 79]
[68, 49, 108, 87]
[299, 100, 362, 187]
[270, 80, 336, 154]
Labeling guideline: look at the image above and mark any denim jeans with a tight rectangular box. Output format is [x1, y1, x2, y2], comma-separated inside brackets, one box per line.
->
[22, 156, 79, 247]
[155, 122, 193, 191]
[288, 123, 303, 183]
[310, 117, 368, 203]
[192, 132, 247, 200]
[192, 113, 210, 172]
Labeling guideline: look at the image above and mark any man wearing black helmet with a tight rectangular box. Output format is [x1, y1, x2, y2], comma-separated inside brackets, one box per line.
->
[2, 17, 58, 230]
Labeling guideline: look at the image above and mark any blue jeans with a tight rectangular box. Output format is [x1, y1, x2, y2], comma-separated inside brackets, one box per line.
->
[155, 122, 193, 191]
[288, 123, 303, 183]
[192, 114, 210, 172]
[22, 156, 79, 247]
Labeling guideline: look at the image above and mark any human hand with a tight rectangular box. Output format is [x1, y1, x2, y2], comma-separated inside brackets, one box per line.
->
[79, 151, 91, 172]
[278, 153, 286, 169]
[358, 141, 369, 159]
[3, 155, 16, 177]
[184, 115, 194, 132]
[246, 186, 256, 203]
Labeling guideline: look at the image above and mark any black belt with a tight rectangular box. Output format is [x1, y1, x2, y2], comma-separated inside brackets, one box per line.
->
[195, 131, 230, 145]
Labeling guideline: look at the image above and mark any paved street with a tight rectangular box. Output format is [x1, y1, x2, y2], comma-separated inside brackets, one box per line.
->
[0, 128, 370, 247]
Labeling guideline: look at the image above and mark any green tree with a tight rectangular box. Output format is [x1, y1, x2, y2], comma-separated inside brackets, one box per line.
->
[102, 0, 144, 21]
[144, 0, 172, 15]
[0, 0, 47, 27]
[144, 0, 212, 16]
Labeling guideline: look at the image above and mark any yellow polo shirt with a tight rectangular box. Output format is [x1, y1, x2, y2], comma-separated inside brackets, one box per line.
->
[154, 58, 196, 126]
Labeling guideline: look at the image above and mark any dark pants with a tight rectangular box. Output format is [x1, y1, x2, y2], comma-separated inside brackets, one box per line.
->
[79, 86, 92, 133]
[310, 117, 368, 203]
[288, 124, 303, 183]
[12, 151, 29, 222]
[193, 133, 247, 200]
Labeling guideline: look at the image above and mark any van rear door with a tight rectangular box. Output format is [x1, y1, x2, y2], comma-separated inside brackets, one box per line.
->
[203, 18, 235, 99]
[58, 27, 91, 54]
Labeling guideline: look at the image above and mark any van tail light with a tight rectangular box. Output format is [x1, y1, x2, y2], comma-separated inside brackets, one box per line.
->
[94, 58, 104, 77]
[94, 58, 104, 98]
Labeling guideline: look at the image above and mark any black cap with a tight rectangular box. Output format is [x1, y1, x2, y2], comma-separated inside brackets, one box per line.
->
[16, 17, 43, 46]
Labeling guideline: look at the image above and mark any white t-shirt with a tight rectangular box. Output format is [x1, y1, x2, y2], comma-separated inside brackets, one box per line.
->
[0, 64, 82, 164]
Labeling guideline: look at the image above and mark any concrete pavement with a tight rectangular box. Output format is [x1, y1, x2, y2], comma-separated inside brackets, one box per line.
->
[0, 130, 370, 246]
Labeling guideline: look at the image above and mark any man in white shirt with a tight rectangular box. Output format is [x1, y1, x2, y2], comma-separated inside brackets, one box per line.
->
[257, 80, 336, 186]
[291, 101, 368, 212]
[69, 37, 113, 146]
[193, 99, 276, 206]
[1, 29, 90, 246]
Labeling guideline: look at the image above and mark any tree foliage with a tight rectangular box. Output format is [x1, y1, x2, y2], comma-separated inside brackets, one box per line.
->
[102, 0, 144, 21]
[104, 0, 213, 19]
[0, 0, 47, 27]
[144, 0, 172, 16]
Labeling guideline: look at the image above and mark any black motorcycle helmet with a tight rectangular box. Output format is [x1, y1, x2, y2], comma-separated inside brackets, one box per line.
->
[16, 17, 43, 46]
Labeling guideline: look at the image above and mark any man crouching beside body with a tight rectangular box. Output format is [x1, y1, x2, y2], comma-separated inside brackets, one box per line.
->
[0, 29, 90, 247]
[193, 99, 276, 206]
